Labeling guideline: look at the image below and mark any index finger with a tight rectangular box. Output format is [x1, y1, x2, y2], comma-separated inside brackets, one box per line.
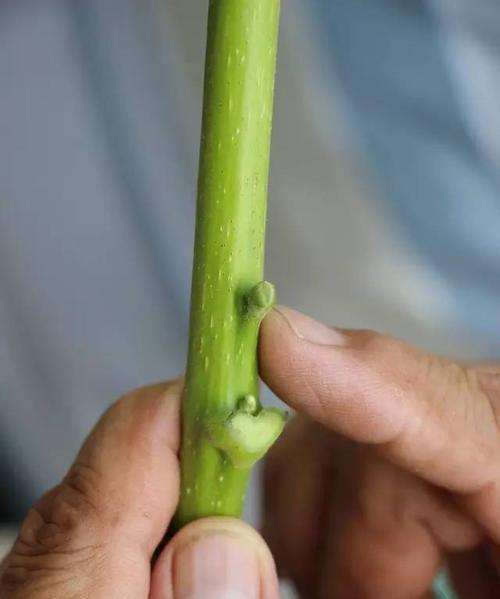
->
[259, 307, 500, 538]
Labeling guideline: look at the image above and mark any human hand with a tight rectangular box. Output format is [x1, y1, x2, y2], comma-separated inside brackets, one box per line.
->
[0, 381, 279, 599]
[260, 307, 500, 598]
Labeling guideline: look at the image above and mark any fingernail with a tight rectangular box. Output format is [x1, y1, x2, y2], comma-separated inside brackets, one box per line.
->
[274, 306, 345, 346]
[173, 532, 260, 599]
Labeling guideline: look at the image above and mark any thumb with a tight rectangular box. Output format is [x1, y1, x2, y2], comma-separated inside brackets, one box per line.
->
[260, 307, 500, 534]
[150, 518, 279, 599]
[0, 380, 182, 599]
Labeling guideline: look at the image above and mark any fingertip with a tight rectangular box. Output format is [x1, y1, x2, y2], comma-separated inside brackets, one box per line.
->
[89, 377, 184, 455]
[259, 307, 406, 445]
[151, 518, 279, 599]
[170, 517, 277, 566]
[259, 307, 343, 375]
[274, 306, 346, 346]
[260, 306, 351, 421]
[259, 307, 319, 398]
[259, 306, 345, 375]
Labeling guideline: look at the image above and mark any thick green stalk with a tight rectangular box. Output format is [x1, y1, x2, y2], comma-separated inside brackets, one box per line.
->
[176, 0, 283, 528]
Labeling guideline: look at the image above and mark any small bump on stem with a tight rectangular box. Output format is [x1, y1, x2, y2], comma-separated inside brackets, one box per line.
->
[245, 281, 275, 321]
[237, 394, 259, 415]
[206, 407, 287, 469]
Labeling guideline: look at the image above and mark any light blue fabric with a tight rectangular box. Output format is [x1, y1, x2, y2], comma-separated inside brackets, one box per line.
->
[434, 571, 458, 599]
[0, 0, 194, 515]
[310, 0, 500, 353]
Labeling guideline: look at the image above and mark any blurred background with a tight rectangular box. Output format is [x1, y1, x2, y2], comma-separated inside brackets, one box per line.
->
[1, 0, 499, 577]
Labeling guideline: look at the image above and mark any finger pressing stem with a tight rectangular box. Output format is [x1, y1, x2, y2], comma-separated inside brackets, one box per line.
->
[259, 307, 500, 523]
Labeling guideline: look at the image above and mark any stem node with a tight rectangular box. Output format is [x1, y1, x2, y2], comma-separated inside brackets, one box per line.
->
[244, 280, 276, 321]
[207, 408, 287, 470]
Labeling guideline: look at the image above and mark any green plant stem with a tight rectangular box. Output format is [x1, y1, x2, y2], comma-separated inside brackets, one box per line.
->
[175, 0, 283, 528]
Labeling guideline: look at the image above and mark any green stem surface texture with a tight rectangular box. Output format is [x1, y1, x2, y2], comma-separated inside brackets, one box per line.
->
[176, 0, 283, 528]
